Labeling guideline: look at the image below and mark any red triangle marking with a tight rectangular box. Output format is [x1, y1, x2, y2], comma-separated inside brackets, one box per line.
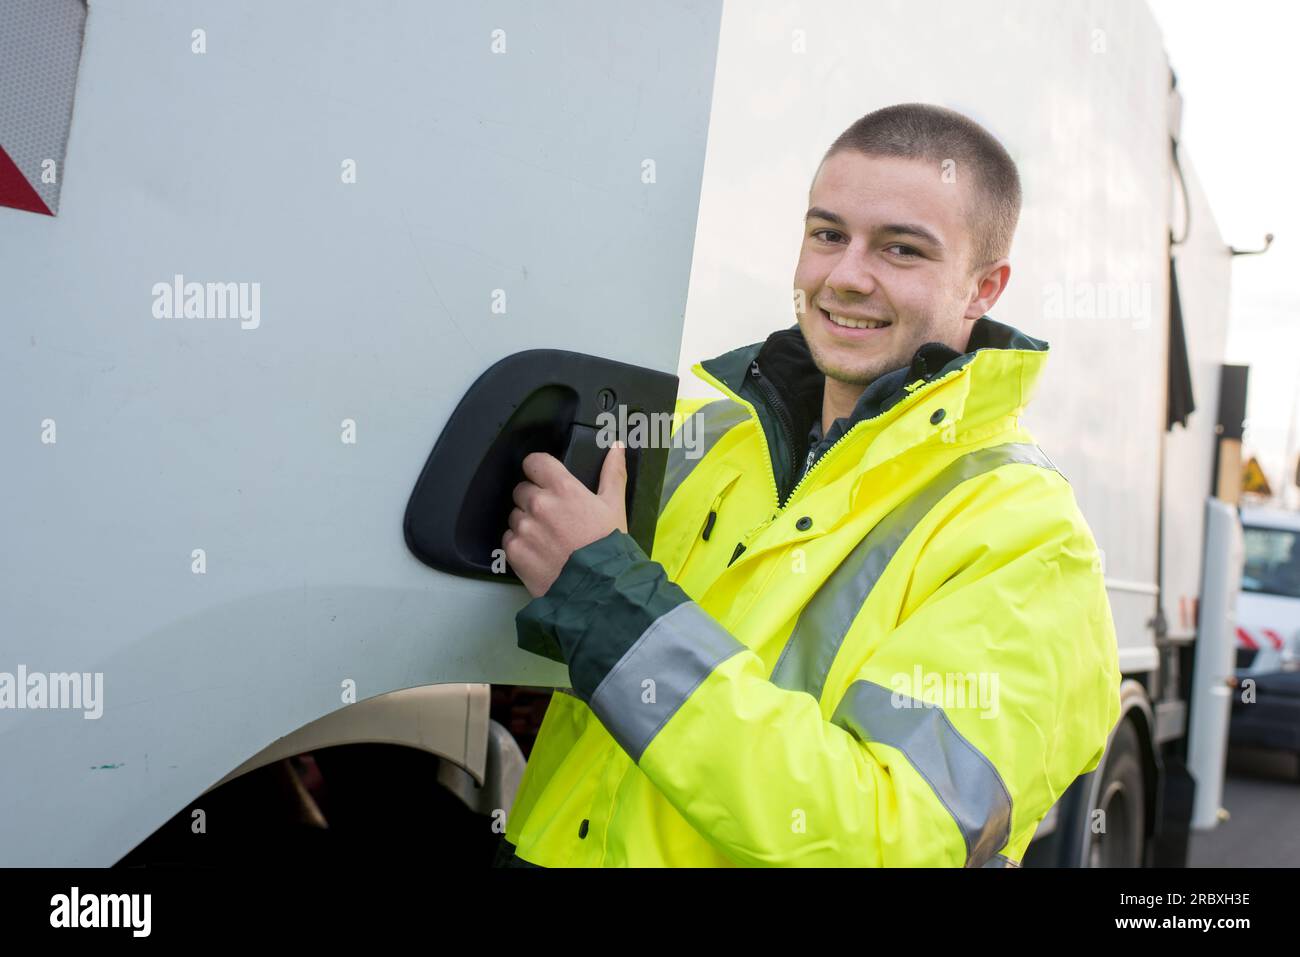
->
[0, 143, 54, 216]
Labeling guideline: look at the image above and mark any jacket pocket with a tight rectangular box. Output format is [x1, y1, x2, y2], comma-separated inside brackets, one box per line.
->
[660, 466, 742, 582]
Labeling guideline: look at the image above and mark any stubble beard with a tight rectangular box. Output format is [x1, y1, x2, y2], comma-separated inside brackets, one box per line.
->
[808, 344, 898, 390]
[806, 316, 943, 390]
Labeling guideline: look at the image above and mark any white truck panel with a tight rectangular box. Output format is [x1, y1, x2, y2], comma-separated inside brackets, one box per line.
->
[1161, 155, 1234, 640]
[0, 0, 722, 865]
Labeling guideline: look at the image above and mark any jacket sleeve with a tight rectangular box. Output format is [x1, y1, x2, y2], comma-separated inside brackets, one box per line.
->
[515, 481, 1122, 867]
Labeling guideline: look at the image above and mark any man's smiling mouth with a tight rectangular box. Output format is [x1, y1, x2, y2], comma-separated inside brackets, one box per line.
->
[819, 306, 892, 331]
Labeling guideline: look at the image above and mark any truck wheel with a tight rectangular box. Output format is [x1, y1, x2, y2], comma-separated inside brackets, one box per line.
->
[1083, 719, 1145, 867]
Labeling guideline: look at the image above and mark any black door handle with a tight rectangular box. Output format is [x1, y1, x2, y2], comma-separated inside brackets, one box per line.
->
[404, 349, 676, 582]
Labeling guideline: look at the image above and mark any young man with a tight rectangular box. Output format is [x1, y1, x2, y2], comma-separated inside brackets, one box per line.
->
[498, 103, 1122, 867]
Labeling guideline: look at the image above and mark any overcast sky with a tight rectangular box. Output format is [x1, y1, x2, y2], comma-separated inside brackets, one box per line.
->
[1147, 0, 1299, 501]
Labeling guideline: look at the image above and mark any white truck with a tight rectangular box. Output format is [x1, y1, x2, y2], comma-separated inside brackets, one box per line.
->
[0, 0, 1246, 867]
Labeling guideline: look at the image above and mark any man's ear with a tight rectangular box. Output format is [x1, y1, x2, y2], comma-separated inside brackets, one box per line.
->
[964, 258, 1011, 320]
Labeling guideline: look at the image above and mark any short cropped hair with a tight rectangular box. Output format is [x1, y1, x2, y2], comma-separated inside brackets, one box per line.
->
[818, 103, 1021, 272]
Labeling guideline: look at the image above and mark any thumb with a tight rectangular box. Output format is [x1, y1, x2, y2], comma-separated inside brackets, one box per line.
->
[597, 441, 628, 510]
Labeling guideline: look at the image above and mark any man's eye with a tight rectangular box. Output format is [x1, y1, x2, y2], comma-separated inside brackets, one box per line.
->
[812, 229, 844, 243]
[885, 243, 920, 258]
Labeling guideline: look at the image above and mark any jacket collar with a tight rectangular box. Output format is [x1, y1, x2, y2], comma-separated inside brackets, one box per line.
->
[692, 315, 1051, 499]
[697, 315, 1048, 405]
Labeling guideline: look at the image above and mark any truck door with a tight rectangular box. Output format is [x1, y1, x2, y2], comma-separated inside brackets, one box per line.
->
[0, 0, 723, 865]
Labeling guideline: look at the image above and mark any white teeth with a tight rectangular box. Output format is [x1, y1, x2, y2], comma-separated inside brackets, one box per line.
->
[826, 311, 889, 330]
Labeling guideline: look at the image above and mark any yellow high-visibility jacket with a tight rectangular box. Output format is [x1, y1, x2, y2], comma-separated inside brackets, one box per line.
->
[505, 315, 1122, 867]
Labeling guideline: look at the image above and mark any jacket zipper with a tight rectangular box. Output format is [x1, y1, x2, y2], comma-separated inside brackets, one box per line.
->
[722, 358, 800, 566]
[692, 357, 966, 569]
[781, 364, 970, 508]
[725, 361, 800, 567]
[728, 423, 857, 568]
[749, 361, 799, 506]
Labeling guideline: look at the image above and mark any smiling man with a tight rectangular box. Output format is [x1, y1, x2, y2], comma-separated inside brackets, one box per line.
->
[796, 108, 1020, 472]
[498, 103, 1122, 867]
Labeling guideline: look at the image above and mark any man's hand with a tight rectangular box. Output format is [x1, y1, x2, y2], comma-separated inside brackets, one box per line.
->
[503, 442, 629, 598]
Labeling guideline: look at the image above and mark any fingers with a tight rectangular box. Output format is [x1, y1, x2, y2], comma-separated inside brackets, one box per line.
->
[512, 479, 541, 513]
[521, 451, 571, 489]
[501, 525, 531, 588]
[503, 517, 534, 558]
[507, 506, 527, 533]
[597, 442, 627, 509]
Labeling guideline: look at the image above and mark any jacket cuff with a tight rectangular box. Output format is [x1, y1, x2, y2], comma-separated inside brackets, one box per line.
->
[515, 529, 689, 701]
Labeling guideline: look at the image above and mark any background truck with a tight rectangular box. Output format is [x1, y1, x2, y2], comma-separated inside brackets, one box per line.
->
[1, 0, 1248, 867]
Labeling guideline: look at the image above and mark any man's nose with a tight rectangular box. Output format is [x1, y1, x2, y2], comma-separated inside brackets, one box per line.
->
[823, 242, 879, 300]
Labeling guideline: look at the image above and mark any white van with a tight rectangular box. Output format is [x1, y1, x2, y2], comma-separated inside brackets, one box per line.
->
[1236, 506, 1300, 675]
[1228, 505, 1300, 766]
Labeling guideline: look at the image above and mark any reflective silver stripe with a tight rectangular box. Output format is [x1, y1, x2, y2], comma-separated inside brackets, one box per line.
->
[588, 601, 746, 763]
[831, 680, 1012, 868]
[770, 443, 1056, 700]
[982, 853, 1020, 868]
[658, 399, 751, 514]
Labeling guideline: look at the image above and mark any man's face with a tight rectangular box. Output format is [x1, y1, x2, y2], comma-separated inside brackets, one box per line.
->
[794, 151, 985, 387]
